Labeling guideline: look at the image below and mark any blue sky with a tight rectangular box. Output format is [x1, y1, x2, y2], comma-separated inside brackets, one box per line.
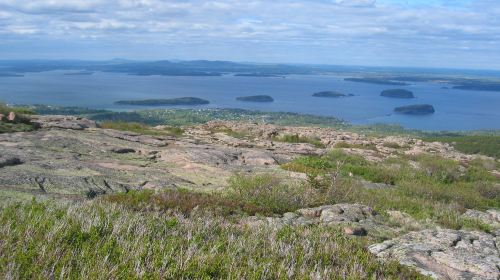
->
[0, 0, 499, 70]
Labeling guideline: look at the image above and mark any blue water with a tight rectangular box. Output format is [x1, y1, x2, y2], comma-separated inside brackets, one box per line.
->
[1, 71, 499, 131]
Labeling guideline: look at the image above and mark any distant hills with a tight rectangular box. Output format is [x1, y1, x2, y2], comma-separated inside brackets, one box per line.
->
[1, 59, 499, 91]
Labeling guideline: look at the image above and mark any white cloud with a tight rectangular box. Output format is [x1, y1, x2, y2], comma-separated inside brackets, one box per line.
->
[0, 0, 499, 68]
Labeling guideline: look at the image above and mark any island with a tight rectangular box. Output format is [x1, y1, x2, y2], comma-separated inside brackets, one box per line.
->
[380, 89, 415, 98]
[0, 73, 24, 77]
[394, 104, 435, 115]
[234, 73, 284, 78]
[236, 95, 274, 102]
[63, 71, 94, 76]
[312, 91, 353, 98]
[345, 77, 409, 86]
[115, 97, 210, 106]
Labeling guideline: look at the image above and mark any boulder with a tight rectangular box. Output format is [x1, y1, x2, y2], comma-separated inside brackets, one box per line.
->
[240, 151, 277, 165]
[7, 112, 16, 122]
[343, 226, 368, 236]
[462, 209, 500, 228]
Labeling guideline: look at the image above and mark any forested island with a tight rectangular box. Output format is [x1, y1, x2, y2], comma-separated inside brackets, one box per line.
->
[380, 89, 415, 98]
[236, 95, 274, 102]
[312, 91, 353, 98]
[394, 104, 435, 115]
[115, 97, 210, 106]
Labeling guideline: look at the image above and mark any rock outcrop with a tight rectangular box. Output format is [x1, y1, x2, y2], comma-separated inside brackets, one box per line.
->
[243, 204, 396, 237]
[30, 115, 97, 130]
[369, 229, 500, 280]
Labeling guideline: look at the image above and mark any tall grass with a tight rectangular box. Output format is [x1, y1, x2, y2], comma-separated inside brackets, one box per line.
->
[0, 200, 424, 279]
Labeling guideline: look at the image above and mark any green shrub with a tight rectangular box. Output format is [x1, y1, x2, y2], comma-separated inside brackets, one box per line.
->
[335, 141, 378, 150]
[273, 134, 325, 148]
[100, 121, 184, 137]
[103, 189, 263, 216]
[422, 134, 500, 158]
[227, 174, 316, 214]
[280, 149, 500, 230]
[0, 102, 37, 133]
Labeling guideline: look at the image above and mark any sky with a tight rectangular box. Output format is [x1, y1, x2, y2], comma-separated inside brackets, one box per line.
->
[0, 0, 499, 70]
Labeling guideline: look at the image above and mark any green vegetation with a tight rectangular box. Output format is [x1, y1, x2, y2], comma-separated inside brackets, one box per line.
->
[335, 141, 378, 150]
[114, 97, 210, 106]
[282, 150, 499, 231]
[422, 134, 500, 158]
[273, 134, 326, 148]
[25, 105, 348, 128]
[0, 199, 424, 279]
[0, 103, 37, 133]
[100, 121, 184, 137]
[209, 127, 251, 139]
[15, 104, 500, 157]
[382, 142, 402, 149]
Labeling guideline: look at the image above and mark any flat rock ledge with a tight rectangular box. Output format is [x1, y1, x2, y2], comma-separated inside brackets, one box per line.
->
[369, 229, 500, 280]
[30, 115, 97, 130]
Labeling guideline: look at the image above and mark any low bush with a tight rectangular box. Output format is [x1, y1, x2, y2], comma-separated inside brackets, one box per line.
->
[273, 134, 325, 148]
[335, 141, 378, 150]
[227, 174, 317, 214]
[103, 189, 263, 216]
[422, 134, 500, 158]
[281, 150, 500, 230]
[100, 121, 184, 137]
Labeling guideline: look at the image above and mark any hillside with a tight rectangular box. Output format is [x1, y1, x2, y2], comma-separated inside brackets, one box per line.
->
[0, 113, 499, 279]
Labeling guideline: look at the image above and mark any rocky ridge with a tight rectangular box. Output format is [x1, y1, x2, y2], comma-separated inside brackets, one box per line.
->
[1, 116, 499, 279]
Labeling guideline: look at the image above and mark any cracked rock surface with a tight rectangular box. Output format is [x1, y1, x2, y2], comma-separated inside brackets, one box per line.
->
[369, 229, 500, 280]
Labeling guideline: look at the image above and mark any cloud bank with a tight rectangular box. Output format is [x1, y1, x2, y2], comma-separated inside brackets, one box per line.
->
[0, 0, 499, 69]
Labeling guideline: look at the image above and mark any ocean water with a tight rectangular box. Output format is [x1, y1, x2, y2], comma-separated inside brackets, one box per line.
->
[1, 71, 499, 131]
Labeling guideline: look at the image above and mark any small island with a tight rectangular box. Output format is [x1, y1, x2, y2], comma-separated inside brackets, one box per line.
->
[394, 104, 435, 115]
[380, 89, 415, 98]
[115, 97, 210, 106]
[312, 91, 353, 98]
[0, 73, 24, 77]
[234, 73, 284, 78]
[236, 95, 274, 102]
[64, 71, 94, 76]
